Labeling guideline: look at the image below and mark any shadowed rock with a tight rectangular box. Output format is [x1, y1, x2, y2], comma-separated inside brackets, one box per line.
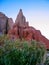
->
[0, 12, 14, 34]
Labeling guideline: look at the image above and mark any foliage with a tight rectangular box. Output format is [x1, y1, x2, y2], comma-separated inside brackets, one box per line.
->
[0, 35, 46, 65]
[44, 56, 49, 65]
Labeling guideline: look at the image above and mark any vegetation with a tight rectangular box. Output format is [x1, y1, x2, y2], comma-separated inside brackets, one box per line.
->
[0, 35, 46, 65]
[44, 57, 49, 65]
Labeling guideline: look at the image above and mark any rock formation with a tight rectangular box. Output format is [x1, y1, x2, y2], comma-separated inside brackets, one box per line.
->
[0, 9, 49, 49]
[0, 12, 14, 34]
[15, 9, 29, 27]
[8, 9, 49, 49]
[8, 18, 14, 29]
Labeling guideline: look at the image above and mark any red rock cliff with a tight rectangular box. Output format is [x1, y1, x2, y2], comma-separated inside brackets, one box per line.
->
[8, 9, 49, 49]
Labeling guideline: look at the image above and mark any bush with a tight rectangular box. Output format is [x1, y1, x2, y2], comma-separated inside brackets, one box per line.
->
[0, 37, 46, 65]
[44, 56, 49, 65]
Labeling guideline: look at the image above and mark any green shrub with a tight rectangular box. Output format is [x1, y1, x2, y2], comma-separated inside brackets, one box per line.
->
[44, 56, 49, 65]
[0, 38, 46, 65]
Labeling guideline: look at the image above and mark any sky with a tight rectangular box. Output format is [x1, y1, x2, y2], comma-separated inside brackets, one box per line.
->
[0, 0, 49, 39]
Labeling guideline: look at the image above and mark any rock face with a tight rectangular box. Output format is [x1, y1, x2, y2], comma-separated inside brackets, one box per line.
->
[8, 18, 14, 29]
[8, 9, 49, 49]
[0, 12, 14, 34]
[15, 9, 29, 39]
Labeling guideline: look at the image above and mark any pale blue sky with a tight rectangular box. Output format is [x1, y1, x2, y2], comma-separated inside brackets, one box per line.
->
[0, 0, 49, 39]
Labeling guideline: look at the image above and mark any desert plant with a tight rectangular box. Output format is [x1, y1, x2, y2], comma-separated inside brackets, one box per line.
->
[0, 39, 46, 65]
[44, 56, 49, 65]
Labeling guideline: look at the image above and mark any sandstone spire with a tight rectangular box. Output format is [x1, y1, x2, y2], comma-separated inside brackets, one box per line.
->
[15, 9, 28, 27]
[18, 9, 23, 17]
